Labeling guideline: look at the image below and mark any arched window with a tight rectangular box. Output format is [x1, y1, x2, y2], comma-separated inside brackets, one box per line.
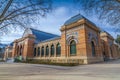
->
[110, 47, 113, 58]
[20, 46, 22, 56]
[70, 40, 76, 55]
[51, 44, 54, 56]
[41, 46, 44, 57]
[38, 47, 40, 56]
[91, 41, 96, 56]
[46, 46, 49, 56]
[56, 43, 61, 56]
[119, 48, 120, 55]
[34, 48, 36, 56]
[17, 46, 19, 55]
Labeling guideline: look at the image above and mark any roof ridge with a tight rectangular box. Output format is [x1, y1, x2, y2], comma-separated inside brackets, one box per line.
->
[70, 13, 84, 18]
[64, 13, 86, 25]
[30, 28, 59, 36]
[64, 13, 100, 30]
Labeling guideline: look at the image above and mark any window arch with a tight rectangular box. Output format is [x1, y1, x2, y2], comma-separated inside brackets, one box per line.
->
[17, 46, 19, 55]
[119, 49, 120, 55]
[34, 48, 36, 56]
[20, 46, 22, 56]
[56, 43, 61, 56]
[91, 41, 96, 56]
[38, 47, 40, 56]
[51, 44, 54, 56]
[110, 47, 113, 58]
[70, 40, 76, 55]
[46, 46, 49, 56]
[41, 46, 44, 57]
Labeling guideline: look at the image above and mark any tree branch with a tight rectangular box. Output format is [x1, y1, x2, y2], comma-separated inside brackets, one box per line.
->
[0, 0, 13, 19]
[5, 8, 48, 20]
[4, 3, 41, 20]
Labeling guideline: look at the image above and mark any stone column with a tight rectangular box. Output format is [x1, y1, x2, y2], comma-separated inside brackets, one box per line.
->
[40, 47, 41, 57]
[54, 43, 56, 57]
[12, 41, 17, 58]
[4, 48, 7, 60]
[49, 45, 51, 57]
[44, 45, 46, 57]
[67, 45, 69, 57]
[60, 30, 67, 57]
[23, 34, 35, 59]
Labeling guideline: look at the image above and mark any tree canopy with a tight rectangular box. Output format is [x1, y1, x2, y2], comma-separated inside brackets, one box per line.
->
[75, 0, 120, 32]
[0, 0, 52, 34]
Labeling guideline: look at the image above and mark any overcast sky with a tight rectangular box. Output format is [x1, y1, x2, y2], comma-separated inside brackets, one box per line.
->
[1, 0, 119, 44]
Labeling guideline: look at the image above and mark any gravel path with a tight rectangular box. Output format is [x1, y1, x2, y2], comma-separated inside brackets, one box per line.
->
[0, 60, 120, 80]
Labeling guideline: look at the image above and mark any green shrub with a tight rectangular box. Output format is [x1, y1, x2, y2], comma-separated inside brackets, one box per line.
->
[0, 60, 5, 62]
[23, 59, 79, 66]
[14, 56, 22, 62]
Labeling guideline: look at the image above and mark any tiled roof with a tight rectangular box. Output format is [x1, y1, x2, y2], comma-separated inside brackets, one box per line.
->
[30, 28, 59, 43]
[64, 14, 85, 25]
[64, 14, 100, 30]
[40, 37, 60, 43]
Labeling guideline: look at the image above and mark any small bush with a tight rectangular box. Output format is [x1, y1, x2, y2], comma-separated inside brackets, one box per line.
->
[14, 56, 22, 62]
[0, 60, 5, 62]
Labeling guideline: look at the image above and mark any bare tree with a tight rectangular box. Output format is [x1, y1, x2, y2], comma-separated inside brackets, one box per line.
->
[0, 0, 52, 34]
[75, 0, 120, 32]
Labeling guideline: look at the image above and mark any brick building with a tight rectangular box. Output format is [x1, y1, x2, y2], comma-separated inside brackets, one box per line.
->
[4, 43, 13, 60]
[6, 14, 120, 64]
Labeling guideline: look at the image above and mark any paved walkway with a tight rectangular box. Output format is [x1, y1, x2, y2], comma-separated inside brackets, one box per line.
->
[0, 60, 120, 80]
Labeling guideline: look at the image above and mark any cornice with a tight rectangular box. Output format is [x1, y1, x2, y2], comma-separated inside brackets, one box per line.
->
[14, 34, 36, 43]
[60, 19, 100, 32]
[100, 32, 114, 40]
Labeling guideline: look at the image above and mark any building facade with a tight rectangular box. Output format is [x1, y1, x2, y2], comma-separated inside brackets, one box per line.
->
[7, 14, 120, 64]
[4, 45, 13, 60]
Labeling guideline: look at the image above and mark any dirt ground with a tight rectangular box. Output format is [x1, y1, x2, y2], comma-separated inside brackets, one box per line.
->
[0, 60, 120, 80]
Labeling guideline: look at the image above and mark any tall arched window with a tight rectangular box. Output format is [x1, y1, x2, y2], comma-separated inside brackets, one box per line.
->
[91, 41, 96, 56]
[51, 44, 54, 56]
[70, 40, 76, 55]
[41, 46, 44, 57]
[56, 43, 61, 56]
[46, 46, 49, 56]
[38, 47, 40, 56]
[119, 49, 120, 55]
[34, 48, 36, 56]
[17, 46, 19, 56]
[110, 47, 113, 58]
[20, 46, 22, 56]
